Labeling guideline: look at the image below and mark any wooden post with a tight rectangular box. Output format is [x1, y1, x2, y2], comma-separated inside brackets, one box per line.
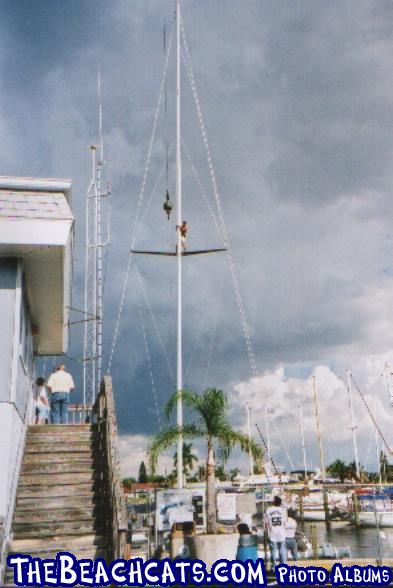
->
[299, 493, 304, 525]
[323, 489, 331, 530]
[311, 525, 318, 559]
[352, 493, 360, 528]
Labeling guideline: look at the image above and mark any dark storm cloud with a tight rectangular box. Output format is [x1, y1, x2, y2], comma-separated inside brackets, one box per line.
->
[3, 1, 393, 472]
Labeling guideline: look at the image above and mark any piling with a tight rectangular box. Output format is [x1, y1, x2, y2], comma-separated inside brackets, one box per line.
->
[299, 494, 304, 525]
[352, 493, 360, 528]
[323, 489, 331, 530]
[311, 524, 318, 559]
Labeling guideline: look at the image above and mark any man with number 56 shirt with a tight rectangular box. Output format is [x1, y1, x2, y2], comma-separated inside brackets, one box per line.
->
[265, 495, 287, 568]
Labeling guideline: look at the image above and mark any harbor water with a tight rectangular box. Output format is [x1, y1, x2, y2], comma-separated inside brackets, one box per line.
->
[302, 521, 392, 561]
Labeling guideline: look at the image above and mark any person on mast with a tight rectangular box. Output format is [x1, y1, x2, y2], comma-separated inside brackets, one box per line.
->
[177, 220, 188, 251]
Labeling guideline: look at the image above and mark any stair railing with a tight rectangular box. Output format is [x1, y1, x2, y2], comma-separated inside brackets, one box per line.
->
[93, 375, 127, 560]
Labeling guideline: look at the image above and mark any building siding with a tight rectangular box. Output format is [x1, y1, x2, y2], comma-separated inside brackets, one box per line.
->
[0, 260, 17, 402]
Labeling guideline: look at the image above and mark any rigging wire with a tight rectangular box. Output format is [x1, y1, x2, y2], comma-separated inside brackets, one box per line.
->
[181, 137, 223, 243]
[164, 23, 169, 193]
[135, 266, 176, 383]
[203, 273, 224, 389]
[107, 21, 174, 374]
[271, 419, 296, 471]
[351, 374, 392, 455]
[137, 296, 162, 432]
[180, 19, 258, 379]
[183, 328, 203, 385]
[255, 422, 281, 484]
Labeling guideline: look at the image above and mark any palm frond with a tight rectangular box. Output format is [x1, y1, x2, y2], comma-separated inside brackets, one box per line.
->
[217, 427, 263, 461]
[148, 423, 205, 474]
[164, 388, 201, 421]
[198, 388, 228, 432]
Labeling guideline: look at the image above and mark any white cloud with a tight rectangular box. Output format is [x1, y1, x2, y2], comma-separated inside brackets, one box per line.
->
[119, 434, 174, 479]
[230, 356, 393, 473]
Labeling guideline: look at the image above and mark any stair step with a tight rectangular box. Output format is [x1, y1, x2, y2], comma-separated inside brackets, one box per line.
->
[22, 452, 98, 464]
[14, 506, 104, 524]
[21, 460, 97, 474]
[15, 495, 101, 510]
[13, 519, 105, 538]
[28, 424, 93, 433]
[26, 435, 95, 446]
[11, 534, 106, 551]
[19, 471, 97, 487]
[24, 443, 95, 454]
[17, 482, 97, 498]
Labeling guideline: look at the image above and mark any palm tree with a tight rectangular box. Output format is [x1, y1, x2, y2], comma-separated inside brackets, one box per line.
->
[173, 442, 199, 478]
[149, 387, 262, 533]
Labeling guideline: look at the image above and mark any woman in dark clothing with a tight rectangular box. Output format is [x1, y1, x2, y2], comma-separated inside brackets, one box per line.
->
[236, 523, 259, 562]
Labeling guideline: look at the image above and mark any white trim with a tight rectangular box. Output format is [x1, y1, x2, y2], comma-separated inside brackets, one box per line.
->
[0, 176, 72, 204]
[10, 262, 22, 403]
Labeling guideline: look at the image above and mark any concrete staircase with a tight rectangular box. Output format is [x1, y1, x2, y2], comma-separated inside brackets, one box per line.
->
[5, 424, 108, 584]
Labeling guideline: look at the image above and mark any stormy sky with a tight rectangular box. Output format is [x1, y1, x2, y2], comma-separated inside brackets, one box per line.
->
[3, 0, 393, 477]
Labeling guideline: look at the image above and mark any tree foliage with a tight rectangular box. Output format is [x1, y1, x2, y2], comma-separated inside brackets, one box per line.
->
[138, 460, 148, 483]
[148, 387, 263, 533]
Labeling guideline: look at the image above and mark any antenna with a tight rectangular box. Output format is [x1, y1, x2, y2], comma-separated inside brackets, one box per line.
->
[83, 145, 98, 413]
[83, 72, 111, 411]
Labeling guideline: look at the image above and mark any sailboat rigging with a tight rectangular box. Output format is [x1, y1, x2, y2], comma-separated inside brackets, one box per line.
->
[134, 0, 226, 489]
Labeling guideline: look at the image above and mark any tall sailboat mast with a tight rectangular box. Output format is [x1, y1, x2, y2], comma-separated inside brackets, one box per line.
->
[176, 0, 184, 489]
[346, 370, 360, 480]
[298, 404, 308, 477]
[131, 0, 226, 486]
[312, 375, 326, 480]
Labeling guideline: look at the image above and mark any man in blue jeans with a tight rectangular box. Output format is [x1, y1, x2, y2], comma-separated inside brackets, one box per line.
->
[47, 364, 75, 424]
[265, 495, 287, 569]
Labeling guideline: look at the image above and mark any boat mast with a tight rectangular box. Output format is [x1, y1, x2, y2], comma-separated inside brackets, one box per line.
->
[176, 0, 183, 489]
[298, 404, 308, 478]
[246, 404, 254, 477]
[264, 403, 271, 465]
[346, 370, 360, 480]
[312, 375, 326, 480]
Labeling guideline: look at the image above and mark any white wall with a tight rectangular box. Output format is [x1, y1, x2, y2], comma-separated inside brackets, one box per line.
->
[0, 259, 35, 524]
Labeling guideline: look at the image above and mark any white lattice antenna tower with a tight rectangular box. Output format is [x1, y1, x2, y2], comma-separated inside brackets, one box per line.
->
[83, 72, 111, 409]
[83, 145, 98, 409]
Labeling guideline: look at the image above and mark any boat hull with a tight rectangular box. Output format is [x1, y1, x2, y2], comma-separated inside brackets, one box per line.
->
[358, 511, 393, 528]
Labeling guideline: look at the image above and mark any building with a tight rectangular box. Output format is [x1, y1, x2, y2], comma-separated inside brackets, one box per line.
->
[0, 176, 74, 545]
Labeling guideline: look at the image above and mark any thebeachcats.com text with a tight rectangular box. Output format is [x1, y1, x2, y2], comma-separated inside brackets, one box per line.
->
[7, 554, 393, 587]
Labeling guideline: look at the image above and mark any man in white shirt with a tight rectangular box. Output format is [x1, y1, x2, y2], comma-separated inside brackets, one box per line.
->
[285, 509, 299, 560]
[47, 364, 75, 424]
[265, 495, 287, 568]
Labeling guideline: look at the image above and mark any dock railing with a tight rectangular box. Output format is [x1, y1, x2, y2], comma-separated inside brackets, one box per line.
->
[93, 375, 128, 560]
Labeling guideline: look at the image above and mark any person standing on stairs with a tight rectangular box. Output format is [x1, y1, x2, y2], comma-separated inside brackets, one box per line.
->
[35, 376, 50, 424]
[47, 363, 75, 424]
